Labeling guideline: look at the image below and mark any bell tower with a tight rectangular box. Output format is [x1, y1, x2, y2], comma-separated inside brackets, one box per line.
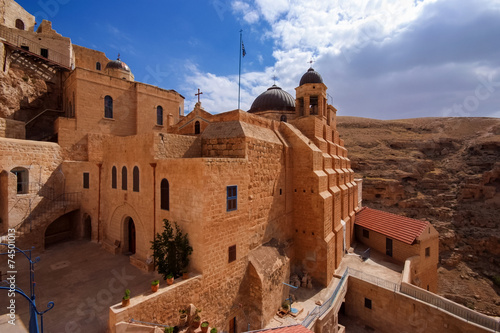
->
[295, 67, 328, 118]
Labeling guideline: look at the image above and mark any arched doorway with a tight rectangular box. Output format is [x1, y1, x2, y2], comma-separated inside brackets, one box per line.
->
[127, 218, 136, 254]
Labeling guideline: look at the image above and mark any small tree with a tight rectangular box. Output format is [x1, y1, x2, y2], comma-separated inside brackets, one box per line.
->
[151, 219, 193, 279]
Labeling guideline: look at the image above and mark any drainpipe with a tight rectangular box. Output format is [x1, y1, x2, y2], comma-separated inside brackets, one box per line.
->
[150, 163, 157, 270]
[97, 163, 102, 243]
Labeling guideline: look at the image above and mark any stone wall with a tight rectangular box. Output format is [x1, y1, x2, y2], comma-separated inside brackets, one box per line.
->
[0, 118, 25, 139]
[73, 44, 110, 73]
[0, 137, 62, 231]
[345, 276, 490, 333]
[0, 0, 35, 31]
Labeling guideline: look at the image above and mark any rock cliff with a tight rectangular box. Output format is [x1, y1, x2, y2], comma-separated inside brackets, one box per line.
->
[337, 116, 500, 316]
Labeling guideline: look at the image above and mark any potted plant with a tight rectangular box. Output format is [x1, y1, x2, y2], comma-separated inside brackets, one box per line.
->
[281, 301, 290, 313]
[166, 273, 174, 285]
[164, 327, 174, 333]
[179, 309, 187, 326]
[151, 280, 160, 292]
[182, 268, 189, 280]
[122, 289, 130, 307]
[211, 328, 218, 333]
[191, 309, 201, 329]
[201, 321, 209, 333]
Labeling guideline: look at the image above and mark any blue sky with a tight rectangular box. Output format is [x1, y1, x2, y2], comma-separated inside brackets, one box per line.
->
[17, 0, 500, 119]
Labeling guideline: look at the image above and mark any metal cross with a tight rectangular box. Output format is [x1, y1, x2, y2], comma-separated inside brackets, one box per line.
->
[272, 75, 278, 85]
[195, 88, 203, 103]
[308, 59, 314, 66]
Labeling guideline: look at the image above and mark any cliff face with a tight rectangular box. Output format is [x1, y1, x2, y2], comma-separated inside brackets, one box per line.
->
[337, 116, 500, 316]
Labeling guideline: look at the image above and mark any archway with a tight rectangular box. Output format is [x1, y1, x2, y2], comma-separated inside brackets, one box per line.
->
[124, 217, 136, 254]
[44, 210, 79, 248]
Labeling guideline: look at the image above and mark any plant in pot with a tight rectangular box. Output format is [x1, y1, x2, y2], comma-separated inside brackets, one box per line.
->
[281, 300, 290, 313]
[179, 309, 187, 326]
[122, 289, 130, 307]
[201, 321, 209, 333]
[166, 273, 174, 285]
[182, 268, 189, 280]
[164, 327, 174, 333]
[191, 309, 201, 329]
[210, 328, 218, 333]
[151, 280, 160, 292]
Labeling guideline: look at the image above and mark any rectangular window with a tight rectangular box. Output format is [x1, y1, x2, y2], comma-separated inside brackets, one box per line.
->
[362, 229, 369, 238]
[364, 298, 372, 309]
[226, 185, 237, 211]
[425, 247, 430, 257]
[228, 245, 236, 263]
[41, 48, 48, 58]
[83, 172, 90, 189]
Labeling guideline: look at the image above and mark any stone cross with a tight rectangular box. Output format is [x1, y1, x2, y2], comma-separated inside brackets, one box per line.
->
[195, 88, 203, 103]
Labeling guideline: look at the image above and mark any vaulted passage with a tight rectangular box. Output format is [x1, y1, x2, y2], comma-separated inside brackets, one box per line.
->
[45, 210, 79, 248]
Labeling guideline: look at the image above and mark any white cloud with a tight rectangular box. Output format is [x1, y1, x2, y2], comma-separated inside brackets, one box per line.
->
[185, 0, 500, 118]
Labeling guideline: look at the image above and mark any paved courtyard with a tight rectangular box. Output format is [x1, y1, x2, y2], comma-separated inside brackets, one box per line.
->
[1, 239, 162, 332]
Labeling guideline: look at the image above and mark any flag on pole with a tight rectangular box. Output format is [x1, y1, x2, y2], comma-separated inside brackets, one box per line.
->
[241, 41, 246, 57]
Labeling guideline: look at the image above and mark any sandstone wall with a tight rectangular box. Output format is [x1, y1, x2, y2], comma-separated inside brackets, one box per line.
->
[0, 118, 25, 139]
[345, 276, 489, 333]
[0, 137, 62, 231]
[0, 0, 35, 31]
[73, 44, 110, 73]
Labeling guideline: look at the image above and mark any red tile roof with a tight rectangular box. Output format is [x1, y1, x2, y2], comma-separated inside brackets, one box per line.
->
[355, 207, 429, 245]
[247, 325, 313, 333]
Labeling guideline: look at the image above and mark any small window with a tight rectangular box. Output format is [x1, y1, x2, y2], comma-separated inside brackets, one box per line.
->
[280, 115, 287, 122]
[11, 167, 29, 194]
[133, 166, 139, 192]
[195, 121, 200, 134]
[41, 48, 48, 58]
[228, 245, 236, 263]
[21, 45, 29, 51]
[425, 247, 430, 257]
[363, 229, 369, 239]
[161, 178, 169, 210]
[104, 95, 113, 119]
[122, 166, 127, 190]
[83, 173, 90, 189]
[364, 298, 372, 309]
[227, 186, 237, 212]
[157, 106, 163, 126]
[15, 19, 24, 30]
[111, 166, 117, 189]
[96, 62, 101, 70]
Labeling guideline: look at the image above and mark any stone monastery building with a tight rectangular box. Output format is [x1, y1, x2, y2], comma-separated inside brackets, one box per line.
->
[0, 1, 460, 333]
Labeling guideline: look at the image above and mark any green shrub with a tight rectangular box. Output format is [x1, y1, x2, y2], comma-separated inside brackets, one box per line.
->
[492, 275, 500, 287]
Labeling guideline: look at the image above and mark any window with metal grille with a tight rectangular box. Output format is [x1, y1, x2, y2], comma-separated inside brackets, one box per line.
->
[157, 106, 163, 125]
[104, 95, 113, 118]
[365, 298, 372, 309]
[111, 166, 117, 189]
[41, 48, 48, 58]
[83, 173, 90, 189]
[96, 62, 101, 70]
[227, 186, 237, 211]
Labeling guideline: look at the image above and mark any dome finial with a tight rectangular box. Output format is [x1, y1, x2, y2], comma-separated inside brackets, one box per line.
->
[117, 53, 121, 60]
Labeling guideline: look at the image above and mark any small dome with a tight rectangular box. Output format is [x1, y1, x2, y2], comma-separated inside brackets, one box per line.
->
[299, 67, 323, 86]
[249, 85, 295, 113]
[105, 56, 131, 72]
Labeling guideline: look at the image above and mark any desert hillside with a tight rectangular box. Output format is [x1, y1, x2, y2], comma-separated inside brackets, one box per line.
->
[337, 116, 500, 316]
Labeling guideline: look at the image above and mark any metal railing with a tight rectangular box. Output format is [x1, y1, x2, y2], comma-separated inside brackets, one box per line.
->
[348, 267, 400, 292]
[401, 283, 500, 332]
[302, 269, 349, 328]
[0, 25, 70, 68]
[14, 192, 81, 234]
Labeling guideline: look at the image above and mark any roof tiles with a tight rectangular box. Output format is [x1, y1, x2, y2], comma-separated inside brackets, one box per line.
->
[355, 207, 428, 245]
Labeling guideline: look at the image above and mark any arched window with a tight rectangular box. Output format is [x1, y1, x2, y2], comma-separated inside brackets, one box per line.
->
[111, 166, 117, 189]
[160, 178, 169, 210]
[15, 19, 24, 30]
[157, 106, 163, 126]
[104, 95, 113, 119]
[280, 115, 287, 122]
[133, 166, 139, 192]
[195, 121, 200, 134]
[96, 62, 101, 70]
[10, 167, 28, 194]
[122, 166, 127, 190]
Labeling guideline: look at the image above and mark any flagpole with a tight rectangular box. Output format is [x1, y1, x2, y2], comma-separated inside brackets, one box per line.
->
[238, 29, 242, 110]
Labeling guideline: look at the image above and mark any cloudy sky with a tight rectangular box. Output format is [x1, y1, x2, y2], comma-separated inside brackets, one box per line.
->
[18, 0, 500, 119]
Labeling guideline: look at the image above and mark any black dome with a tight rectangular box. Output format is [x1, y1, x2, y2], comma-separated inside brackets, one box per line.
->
[299, 67, 323, 86]
[249, 85, 295, 113]
[105, 57, 131, 72]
